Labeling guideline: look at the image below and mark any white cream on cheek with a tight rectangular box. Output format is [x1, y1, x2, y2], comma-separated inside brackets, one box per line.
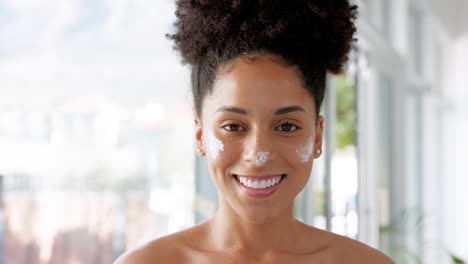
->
[296, 136, 314, 163]
[207, 132, 224, 159]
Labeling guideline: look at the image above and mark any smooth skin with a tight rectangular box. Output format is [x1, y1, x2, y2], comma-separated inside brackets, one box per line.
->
[114, 54, 396, 264]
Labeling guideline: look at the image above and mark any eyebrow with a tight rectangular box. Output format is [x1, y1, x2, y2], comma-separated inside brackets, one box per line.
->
[274, 106, 306, 115]
[215, 106, 248, 115]
[215, 105, 306, 116]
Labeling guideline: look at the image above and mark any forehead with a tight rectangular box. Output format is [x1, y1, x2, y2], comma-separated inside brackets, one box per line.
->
[203, 55, 315, 115]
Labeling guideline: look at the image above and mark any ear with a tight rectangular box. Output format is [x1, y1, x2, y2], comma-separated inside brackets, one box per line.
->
[194, 118, 203, 141]
[313, 115, 324, 158]
[194, 117, 205, 156]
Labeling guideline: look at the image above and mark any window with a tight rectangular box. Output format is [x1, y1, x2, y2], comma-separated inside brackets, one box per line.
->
[330, 74, 359, 239]
[0, 1, 194, 263]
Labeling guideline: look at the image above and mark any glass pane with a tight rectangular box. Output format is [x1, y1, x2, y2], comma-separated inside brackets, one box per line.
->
[377, 77, 425, 263]
[330, 74, 359, 239]
[0, 1, 194, 263]
[399, 92, 424, 263]
[377, 75, 394, 256]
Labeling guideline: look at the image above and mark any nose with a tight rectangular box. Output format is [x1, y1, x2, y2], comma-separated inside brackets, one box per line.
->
[242, 130, 273, 165]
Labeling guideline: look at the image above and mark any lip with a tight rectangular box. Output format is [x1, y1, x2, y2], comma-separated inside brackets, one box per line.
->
[233, 174, 287, 198]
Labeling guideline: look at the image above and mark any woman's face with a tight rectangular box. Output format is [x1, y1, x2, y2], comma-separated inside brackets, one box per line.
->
[195, 54, 323, 223]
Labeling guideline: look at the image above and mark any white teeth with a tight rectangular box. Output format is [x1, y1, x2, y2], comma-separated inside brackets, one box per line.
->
[253, 181, 260, 188]
[247, 180, 253, 188]
[237, 176, 283, 189]
[267, 179, 272, 187]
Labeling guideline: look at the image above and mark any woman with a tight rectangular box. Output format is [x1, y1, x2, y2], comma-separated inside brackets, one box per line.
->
[116, 0, 395, 263]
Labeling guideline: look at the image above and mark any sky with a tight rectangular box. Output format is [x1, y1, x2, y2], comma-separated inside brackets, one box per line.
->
[0, 0, 191, 110]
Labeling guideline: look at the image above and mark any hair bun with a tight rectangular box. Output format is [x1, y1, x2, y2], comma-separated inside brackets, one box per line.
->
[167, 0, 357, 74]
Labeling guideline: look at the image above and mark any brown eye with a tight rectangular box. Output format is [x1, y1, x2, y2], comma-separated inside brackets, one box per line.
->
[222, 124, 245, 132]
[277, 123, 299, 132]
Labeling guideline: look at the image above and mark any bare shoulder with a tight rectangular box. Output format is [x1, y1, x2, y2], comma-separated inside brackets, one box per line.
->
[113, 236, 183, 264]
[296, 223, 395, 263]
[328, 232, 396, 264]
[113, 227, 198, 264]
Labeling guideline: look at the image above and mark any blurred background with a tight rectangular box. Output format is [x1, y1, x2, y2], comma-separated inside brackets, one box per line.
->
[0, 0, 467, 263]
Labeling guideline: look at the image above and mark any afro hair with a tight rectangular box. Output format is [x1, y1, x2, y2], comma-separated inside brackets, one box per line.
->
[167, 0, 358, 116]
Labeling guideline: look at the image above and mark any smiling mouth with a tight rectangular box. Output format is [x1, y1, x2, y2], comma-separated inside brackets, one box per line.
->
[232, 174, 287, 189]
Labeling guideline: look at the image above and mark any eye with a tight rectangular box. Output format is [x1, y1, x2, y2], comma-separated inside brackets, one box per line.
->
[222, 124, 245, 132]
[277, 123, 299, 132]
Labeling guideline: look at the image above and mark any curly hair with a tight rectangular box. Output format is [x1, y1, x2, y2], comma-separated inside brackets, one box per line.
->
[166, 0, 357, 117]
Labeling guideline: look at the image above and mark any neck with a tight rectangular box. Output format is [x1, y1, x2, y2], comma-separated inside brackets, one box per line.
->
[208, 197, 302, 256]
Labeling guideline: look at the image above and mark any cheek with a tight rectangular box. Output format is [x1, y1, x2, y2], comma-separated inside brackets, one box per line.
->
[204, 133, 239, 169]
[276, 136, 314, 165]
[216, 140, 243, 164]
[206, 132, 224, 160]
[295, 136, 314, 163]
